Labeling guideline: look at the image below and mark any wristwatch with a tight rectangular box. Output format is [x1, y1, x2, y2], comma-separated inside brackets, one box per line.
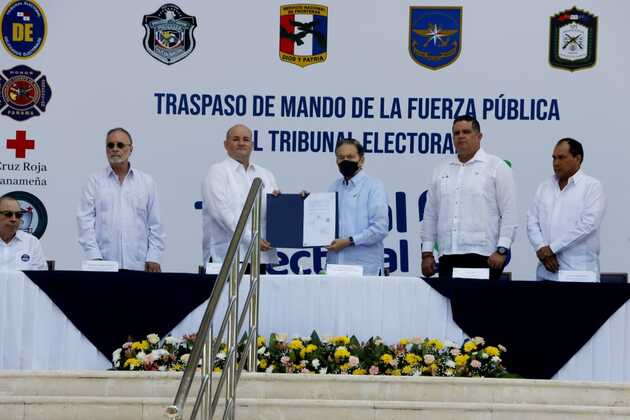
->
[496, 246, 508, 256]
[349, 236, 355, 246]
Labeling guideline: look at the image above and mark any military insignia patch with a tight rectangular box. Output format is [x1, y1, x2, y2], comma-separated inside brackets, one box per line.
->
[1, 0, 47, 59]
[0, 65, 51, 121]
[409, 6, 462, 70]
[549, 7, 597, 71]
[279, 4, 328, 68]
[142, 4, 197, 65]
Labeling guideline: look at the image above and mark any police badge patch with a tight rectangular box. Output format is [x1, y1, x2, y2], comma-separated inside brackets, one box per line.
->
[0, 65, 51, 121]
[280, 4, 328, 68]
[409, 7, 462, 70]
[1, 0, 47, 59]
[549, 7, 597, 71]
[142, 4, 197, 65]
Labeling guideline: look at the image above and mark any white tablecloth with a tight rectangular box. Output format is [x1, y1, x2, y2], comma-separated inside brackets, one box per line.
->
[0, 271, 110, 370]
[2, 272, 629, 382]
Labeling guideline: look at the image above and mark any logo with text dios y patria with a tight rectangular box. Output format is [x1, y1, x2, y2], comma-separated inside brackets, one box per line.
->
[0, 65, 52, 121]
[1, 0, 47, 59]
[409, 6, 462, 70]
[142, 4, 197, 65]
[280, 4, 328, 68]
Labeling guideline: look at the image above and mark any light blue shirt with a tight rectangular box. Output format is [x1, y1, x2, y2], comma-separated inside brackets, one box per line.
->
[326, 170, 389, 275]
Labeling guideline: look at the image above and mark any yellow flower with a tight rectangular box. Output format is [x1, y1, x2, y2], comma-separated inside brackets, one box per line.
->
[401, 365, 413, 375]
[340, 363, 350, 372]
[257, 336, 266, 347]
[131, 341, 143, 351]
[399, 338, 409, 346]
[427, 339, 444, 350]
[390, 369, 401, 376]
[352, 368, 367, 375]
[381, 354, 393, 364]
[484, 346, 500, 357]
[299, 348, 306, 359]
[405, 353, 420, 366]
[259, 359, 268, 369]
[334, 346, 351, 360]
[289, 339, 304, 350]
[332, 336, 349, 346]
[213, 367, 222, 373]
[171, 363, 183, 371]
[123, 358, 141, 368]
[463, 341, 477, 353]
[305, 344, 318, 354]
[140, 340, 150, 351]
[455, 354, 470, 366]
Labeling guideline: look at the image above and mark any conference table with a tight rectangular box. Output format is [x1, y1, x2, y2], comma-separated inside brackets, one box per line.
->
[1, 270, 629, 383]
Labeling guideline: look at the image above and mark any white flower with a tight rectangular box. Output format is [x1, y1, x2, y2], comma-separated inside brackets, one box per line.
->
[472, 336, 485, 345]
[147, 334, 159, 345]
[180, 354, 190, 364]
[491, 356, 501, 363]
[112, 348, 121, 363]
[301, 336, 311, 343]
[312, 359, 320, 369]
[136, 351, 146, 361]
[257, 346, 266, 355]
[217, 351, 227, 361]
[443, 340, 458, 348]
[274, 333, 288, 342]
[445, 369, 454, 376]
[374, 337, 384, 346]
[318, 367, 328, 374]
[164, 336, 179, 346]
[446, 360, 456, 368]
[498, 344, 507, 352]
[265, 366, 274, 373]
[423, 354, 435, 365]
[145, 351, 158, 363]
[409, 336, 423, 345]
[481, 352, 489, 359]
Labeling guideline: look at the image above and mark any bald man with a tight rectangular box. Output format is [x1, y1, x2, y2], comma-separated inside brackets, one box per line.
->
[201, 124, 279, 267]
[0, 196, 47, 270]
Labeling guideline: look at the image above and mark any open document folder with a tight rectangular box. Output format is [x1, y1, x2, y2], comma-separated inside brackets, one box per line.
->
[266, 192, 338, 248]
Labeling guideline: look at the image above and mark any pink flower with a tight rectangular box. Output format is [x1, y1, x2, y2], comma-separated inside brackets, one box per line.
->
[470, 360, 482, 369]
[280, 356, 291, 366]
[369, 365, 379, 375]
[450, 348, 461, 356]
[301, 368, 310, 374]
[348, 356, 360, 368]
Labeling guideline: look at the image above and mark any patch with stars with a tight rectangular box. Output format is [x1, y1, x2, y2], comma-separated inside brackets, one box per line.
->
[409, 6, 462, 70]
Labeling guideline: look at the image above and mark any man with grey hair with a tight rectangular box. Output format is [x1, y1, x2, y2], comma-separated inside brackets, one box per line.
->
[0, 195, 47, 270]
[77, 127, 166, 271]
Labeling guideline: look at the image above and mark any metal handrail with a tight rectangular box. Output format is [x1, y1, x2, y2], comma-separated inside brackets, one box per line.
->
[167, 177, 263, 420]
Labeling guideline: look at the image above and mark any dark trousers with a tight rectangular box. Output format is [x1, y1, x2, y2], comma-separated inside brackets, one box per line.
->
[438, 253, 504, 281]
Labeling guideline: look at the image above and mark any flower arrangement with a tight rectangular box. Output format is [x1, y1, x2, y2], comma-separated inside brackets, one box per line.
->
[113, 332, 509, 378]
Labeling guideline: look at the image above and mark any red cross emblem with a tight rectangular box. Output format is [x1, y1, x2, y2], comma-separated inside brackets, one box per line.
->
[6, 130, 35, 158]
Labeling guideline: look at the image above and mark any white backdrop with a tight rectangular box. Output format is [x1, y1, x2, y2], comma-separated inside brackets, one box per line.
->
[1, 1, 628, 279]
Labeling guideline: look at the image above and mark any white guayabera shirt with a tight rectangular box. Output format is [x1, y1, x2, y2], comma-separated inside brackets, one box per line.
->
[202, 157, 279, 265]
[422, 148, 518, 257]
[0, 230, 47, 271]
[527, 170, 606, 280]
[77, 166, 166, 270]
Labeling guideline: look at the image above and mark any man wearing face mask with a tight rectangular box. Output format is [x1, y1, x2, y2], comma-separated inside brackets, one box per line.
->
[77, 127, 166, 272]
[326, 138, 389, 275]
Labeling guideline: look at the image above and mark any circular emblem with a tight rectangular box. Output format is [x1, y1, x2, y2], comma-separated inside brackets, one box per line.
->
[1, 0, 47, 59]
[2, 74, 40, 109]
[2, 190, 48, 238]
[21, 253, 30, 262]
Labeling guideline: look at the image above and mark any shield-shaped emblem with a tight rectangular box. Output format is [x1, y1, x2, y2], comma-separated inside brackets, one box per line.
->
[279, 4, 328, 68]
[409, 7, 462, 70]
[549, 7, 597, 71]
[142, 4, 197, 65]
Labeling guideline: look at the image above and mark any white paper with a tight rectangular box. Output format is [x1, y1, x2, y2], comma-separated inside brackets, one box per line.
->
[326, 264, 363, 277]
[452, 267, 489, 280]
[558, 270, 597, 283]
[205, 262, 222, 275]
[81, 260, 119, 272]
[303, 192, 336, 246]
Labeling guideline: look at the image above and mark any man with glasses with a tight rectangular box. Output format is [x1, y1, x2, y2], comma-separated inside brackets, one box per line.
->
[0, 196, 47, 270]
[77, 127, 166, 271]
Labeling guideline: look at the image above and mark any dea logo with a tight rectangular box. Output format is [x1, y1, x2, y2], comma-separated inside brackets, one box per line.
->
[142, 4, 197, 65]
[2, 190, 47, 238]
[1, 0, 47, 59]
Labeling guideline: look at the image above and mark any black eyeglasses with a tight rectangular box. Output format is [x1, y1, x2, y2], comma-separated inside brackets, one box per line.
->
[0, 210, 24, 219]
[107, 142, 128, 149]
